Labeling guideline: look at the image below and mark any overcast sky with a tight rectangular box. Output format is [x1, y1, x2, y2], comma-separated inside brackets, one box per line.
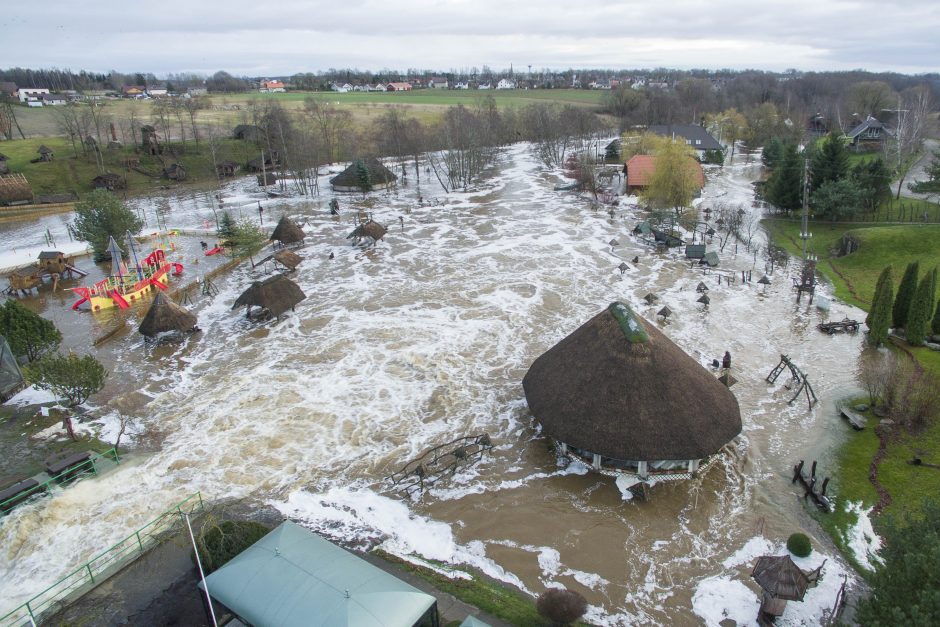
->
[3, 0, 939, 76]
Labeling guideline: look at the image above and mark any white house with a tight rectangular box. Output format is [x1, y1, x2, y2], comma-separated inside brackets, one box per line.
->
[496, 79, 515, 90]
[39, 93, 67, 105]
[372, 83, 387, 92]
[147, 88, 168, 97]
[428, 77, 448, 89]
[17, 88, 50, 103]
[477, 83, 492, 90]
[330, 82, 353, 93]
[453, 82, 469, 90]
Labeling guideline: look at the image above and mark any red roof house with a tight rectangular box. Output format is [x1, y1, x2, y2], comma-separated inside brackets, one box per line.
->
[625, 155, 705, 192]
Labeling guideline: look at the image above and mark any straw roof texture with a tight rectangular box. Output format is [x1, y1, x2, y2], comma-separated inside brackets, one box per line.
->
[522, 302, 741, 461]
[751, 555, 810, 601]
[233, 274, 305, 318]
[270, 215, 305, 245]
[138, 293, 198, 338]
[273, 249, 302, 271]
[347, 220, 388, 242]
[329, 158, 397, 190]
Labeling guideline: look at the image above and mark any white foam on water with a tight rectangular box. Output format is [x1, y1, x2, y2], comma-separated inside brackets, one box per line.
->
[0, 145, 868, 624]
[692, 575, 760, 626]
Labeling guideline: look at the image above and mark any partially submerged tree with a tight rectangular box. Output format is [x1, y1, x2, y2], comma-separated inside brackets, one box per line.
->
[764, 143, 803, 215]
[642, 135, 700, 218]
[72, 189, 143, 262]
[536, 588, 588, 626]
[858, 350, 897, 407]
[866, 266, 894, 346]
[229, 218, 268, 265]
[26, 352, 108, 440]
[0, 300, 62, 362]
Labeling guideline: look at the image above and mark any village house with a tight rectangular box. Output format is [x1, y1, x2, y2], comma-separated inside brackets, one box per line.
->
[37, 93, 67, 106]
[260, 80, 286, 93]
[624, 154, 705, 194]
[371, 83, 387, 92]
[453, 81, 469, 90]
[386, 82, 412, 92]
[121, 86, 145, 98]
[17, 88, 49, 103]
[846, 115, 892, 150]
[0, 82, 18, 99]
[477, 83, 492, 90]
[146, 86, 168, 97]
[428, 77, 449, 89]
[187, 87, 208, 97]
[330, 82, 353, 93]
[648, 124, 723, 154]
[496, 79, 516, 89]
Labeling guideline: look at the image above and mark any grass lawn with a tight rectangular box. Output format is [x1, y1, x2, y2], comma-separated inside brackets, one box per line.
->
[762, 219, 940, 309]
[1, 136, 260, 197]
[764, 216, 940, 571]
[373, 550, 548, 626]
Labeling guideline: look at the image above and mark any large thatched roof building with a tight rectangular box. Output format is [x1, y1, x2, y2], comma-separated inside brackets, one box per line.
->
[138, 292, 199, 339]
[346, 218, 388, 245]
[270, 215, 305, 247]
[233, 274, 305, 319]
[330, 158, 397, 192]
[522, 302, 741, 481]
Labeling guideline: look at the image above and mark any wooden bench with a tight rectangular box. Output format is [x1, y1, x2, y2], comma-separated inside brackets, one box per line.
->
[45, 451, 93, 481]
[0, 478, 43, 513]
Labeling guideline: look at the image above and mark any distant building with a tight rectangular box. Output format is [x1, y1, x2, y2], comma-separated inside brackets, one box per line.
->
[477, 83, 492, 90]
[187, 87, 208, 97]
[0, 82, 18, 98]
[496, 79, 515, 89]
[121, 86, 145, 97]
[147, 86, 168, 97]
[846, 116, 892, 150]
[386, 82, 412, 92]
[428, 77, 448, 89]
[453, 81, 469, 90]
[17, 88, 49, 103]
[260, 80, 286, 93]
[38, 93, 67, 106]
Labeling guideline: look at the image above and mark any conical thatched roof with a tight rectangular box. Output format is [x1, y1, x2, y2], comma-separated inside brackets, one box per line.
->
[138, 293, 198, 338]
[696, 282, 709, 293]
[273, 249, 302, 271]
[270, 215, 305, 245]
[38, 145, 53, 154]
[232, 274, 305, 318]
[758, 275, 772, 285]
[644, 293, 658, 304]
[329, 158, 397, 191]
[658, 306, 672, 318]
[346, 219, 388, 242]
[751, 555, 810, 601]
[522, 302, 742, 461]
[697, 294, 710, 305]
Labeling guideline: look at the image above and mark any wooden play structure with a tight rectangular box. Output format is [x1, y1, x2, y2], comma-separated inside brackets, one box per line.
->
[766, 354, 818, 408]
[5, 251, 88, 296]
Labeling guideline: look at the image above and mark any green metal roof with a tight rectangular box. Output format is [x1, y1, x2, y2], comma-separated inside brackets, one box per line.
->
[200, 521, 436, 627]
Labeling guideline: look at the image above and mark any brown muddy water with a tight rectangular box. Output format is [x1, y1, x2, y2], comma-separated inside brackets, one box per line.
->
[0, 145, 867, 625]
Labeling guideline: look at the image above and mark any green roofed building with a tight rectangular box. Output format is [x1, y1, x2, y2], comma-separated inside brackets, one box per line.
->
[522, 302, 741, 483]
[199, 521, 439, 627]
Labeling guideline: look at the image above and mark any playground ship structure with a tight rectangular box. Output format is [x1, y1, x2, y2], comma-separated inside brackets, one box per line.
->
[71, 232, 183, 312]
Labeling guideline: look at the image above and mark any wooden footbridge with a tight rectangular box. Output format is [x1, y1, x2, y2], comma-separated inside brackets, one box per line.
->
[387, 433, 493, 497]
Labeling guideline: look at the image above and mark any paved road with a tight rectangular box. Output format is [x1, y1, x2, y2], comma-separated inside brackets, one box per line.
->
[892, 138, 939, 201]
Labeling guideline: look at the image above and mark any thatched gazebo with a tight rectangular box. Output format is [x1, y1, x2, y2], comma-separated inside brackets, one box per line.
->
[92, 172, 126, 191]
[233, 274, 305, 319]
[138, 293, 198, 339]
[270, 215, 305, 247]
[37, 145, 54, 162]
[330, 158, 397, 192]
[346, 219, 388, 246]
[522, 302, 741, 482]
[273, 249, 302, 272]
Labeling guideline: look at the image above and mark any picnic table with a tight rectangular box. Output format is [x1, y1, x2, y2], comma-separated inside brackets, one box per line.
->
[0, 478, 42, 513]
[817, 318, 860, 335]
[45, 450, 92, 480]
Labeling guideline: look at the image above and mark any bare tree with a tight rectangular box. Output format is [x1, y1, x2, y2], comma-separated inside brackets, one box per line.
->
[304, 97, 351, 164]
[858, 349, 897, 407]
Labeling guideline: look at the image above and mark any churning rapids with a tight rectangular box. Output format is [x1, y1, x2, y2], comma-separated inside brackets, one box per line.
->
[1, 143, 869, 625]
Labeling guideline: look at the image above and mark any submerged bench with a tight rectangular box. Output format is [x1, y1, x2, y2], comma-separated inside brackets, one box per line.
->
[0, 478, 43, 513]
[44, 451, 93, 480]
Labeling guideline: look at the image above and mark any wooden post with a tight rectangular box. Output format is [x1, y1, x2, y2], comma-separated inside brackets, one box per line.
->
[811, 460, 817, 478]
[793, 460, 804, 483]
[821, 477, 830, 495]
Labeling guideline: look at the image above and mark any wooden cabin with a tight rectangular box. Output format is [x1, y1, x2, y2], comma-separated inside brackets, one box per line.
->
[216, 161, 241, 177]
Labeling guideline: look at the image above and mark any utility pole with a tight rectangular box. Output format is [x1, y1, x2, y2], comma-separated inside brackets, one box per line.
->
[800, 158, 811, 262]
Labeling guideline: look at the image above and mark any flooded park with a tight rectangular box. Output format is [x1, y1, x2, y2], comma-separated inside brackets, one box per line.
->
[0, 143, 871, 625]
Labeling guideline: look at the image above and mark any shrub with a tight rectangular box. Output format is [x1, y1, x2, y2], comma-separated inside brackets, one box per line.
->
[536, 587, 588, 626]
[787, 532, 812, 557]
[195, 519, 270, 573]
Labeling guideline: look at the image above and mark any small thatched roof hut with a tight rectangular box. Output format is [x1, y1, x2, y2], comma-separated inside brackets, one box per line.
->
[138, 293, 198, 339]
[164, 163, 186, 181]
[522, 302, 741, 480]
[330, 158, 397, 192]
[92, 172, 126, 191]
[273, 249, 302, 271]
[0, 173, 34, 205]
[270, 215, 305, 247]
[233, 274, 305, 319]
[346, 219, 388, 245]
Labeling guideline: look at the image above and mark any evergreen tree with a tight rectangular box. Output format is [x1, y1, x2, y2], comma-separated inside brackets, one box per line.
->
[931, 299, 940, 337]
[72, 189, 144, 262]
[810, 133, 850, 192]
[216, 211, 236, 245]
[866, 266, 894, 346]
[906, 270, 935, 346]
[765, 143, 803, 215]
[354, 160, 372, 194]
[812, 178, 864, 222]
[855, 500, 940, 626]
[852, 158, 892, 212]
[761, 137, 784, 169]
[893, 261, 920, 329]
[25, 352, 108, 440]
[0, 300, 62, 362]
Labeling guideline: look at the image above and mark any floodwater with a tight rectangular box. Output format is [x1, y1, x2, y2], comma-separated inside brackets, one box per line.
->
[0, 145, 868, 625]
